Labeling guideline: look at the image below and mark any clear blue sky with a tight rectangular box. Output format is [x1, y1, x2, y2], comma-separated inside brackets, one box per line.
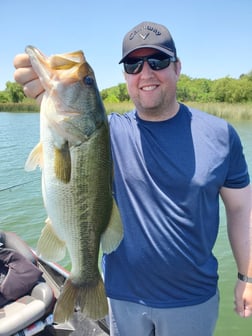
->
[1, 0, 251, 91]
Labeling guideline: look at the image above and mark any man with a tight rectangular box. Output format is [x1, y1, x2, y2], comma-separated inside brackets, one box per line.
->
[14, 21, 252, 336]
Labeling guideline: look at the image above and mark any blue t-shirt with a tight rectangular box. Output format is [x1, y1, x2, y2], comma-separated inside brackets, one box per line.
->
[103, 103, 250, 308]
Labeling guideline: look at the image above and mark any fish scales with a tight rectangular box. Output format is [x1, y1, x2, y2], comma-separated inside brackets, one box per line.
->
[24, 46, 123, 323]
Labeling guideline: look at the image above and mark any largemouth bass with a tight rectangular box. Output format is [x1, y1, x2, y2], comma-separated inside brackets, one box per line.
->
[24, 46, 123, 323]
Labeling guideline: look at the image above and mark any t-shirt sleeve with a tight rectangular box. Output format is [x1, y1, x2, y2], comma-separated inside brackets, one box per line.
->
[223, 124, 250, 188]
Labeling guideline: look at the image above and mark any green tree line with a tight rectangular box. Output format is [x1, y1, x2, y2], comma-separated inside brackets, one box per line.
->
[101, 71, 252, 104]
[1, 70, 252, 104]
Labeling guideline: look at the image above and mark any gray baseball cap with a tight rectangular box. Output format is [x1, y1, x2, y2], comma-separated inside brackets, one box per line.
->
[119, 21, 177, 64]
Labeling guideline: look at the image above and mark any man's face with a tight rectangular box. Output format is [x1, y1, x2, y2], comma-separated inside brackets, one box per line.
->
[124, 48, 181, 119]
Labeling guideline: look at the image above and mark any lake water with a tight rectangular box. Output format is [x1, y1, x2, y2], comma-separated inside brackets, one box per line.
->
[0, 112, 251, 335]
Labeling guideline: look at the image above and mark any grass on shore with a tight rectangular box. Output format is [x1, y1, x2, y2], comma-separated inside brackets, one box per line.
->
[105, 101, 252, 120]
[0, 102, 39, 112]
[1, 101, 252, 120]
[187, 102, 252, 121]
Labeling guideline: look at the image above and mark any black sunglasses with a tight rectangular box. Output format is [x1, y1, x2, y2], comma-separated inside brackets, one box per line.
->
[123, 52, 177, 74]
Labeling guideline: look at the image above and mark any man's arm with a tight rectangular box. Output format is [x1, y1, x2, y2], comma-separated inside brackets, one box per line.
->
[220, 185, 252, 317]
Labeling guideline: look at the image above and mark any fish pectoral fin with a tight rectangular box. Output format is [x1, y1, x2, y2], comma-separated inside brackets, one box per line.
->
[37, 217, 66, 261]
[54, 142, 71, 183]
[101, 200, 123, 254]
[25, 142, 43, 171]
[53, 274, 108, 323]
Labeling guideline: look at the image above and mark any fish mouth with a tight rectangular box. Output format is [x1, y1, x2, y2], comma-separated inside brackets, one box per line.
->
[25, 45, 54, 91]
[25, 45, 46, 62]
[25, 46, 93, 90]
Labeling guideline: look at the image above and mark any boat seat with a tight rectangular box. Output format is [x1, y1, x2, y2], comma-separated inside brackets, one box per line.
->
[0, 231, 37, 264]
[0, 232, 55, 336]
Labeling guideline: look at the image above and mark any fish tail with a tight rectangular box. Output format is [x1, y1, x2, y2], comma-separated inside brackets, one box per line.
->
[53, 275, 108, 323]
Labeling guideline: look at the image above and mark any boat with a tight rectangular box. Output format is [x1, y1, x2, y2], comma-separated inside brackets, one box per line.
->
[0, 231, 110, 336]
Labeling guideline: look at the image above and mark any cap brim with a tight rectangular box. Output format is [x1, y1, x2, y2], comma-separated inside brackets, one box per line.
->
[119, 45, 175, 64]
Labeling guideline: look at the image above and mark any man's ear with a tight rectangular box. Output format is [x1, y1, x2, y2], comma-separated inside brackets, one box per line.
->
[174, 58, 182, 79]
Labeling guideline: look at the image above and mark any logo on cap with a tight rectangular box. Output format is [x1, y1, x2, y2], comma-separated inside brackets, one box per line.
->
[139, 33, 150, 40]
[129, 24, 162, 41]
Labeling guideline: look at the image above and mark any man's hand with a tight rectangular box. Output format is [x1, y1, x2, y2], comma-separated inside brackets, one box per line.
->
[13, 53, 44, 104]
[234, 280, 252, 317]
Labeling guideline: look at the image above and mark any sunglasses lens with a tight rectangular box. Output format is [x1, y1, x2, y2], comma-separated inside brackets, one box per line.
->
[148, 57, 171, 71]
[124, 59, 143, 74]
[124, 53, 175, 74]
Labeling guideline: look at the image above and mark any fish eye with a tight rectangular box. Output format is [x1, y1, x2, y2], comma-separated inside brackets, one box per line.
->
[84, 76, 94, 86]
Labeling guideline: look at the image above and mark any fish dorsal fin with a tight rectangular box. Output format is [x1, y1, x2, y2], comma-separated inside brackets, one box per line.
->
[54, 142, 71, 183]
